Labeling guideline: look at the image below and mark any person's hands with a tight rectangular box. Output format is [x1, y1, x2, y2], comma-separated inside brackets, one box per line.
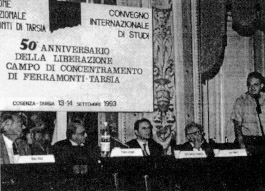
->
[194, 136, 202, 150]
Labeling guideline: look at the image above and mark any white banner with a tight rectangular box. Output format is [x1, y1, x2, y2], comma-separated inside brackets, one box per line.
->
[0, 0, 153, 112]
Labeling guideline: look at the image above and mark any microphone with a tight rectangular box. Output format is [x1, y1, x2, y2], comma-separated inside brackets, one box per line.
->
[110, 137, 129, 148]
[254, 96, 262, 114]
[109, 125, 129, 148]
[254, 95, 265, 136]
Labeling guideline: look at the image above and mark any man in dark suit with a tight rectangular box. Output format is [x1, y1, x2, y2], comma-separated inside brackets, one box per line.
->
[126, 118, 163, 156]
[53, 122, 100, 166]
[124, 119, 164, 191]
[180, 122, 213, 157]
[0, 112, 31, 164]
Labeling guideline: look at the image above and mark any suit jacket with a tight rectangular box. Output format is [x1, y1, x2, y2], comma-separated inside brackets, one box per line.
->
[0, 134, 32, 165]
[180, 140, 214, 157]
[126, 139, 163, 156]
[0, 134, 10, 164]
[53, 139, 100, 165]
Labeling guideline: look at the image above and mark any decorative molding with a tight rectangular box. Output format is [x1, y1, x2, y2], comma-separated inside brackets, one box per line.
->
[152, 5, 176, 153]
[182, 0, 195, 125]
[191, 0, 202, 124]
[202, 81, 209, 141]
[172, 0, 185, 144]
[117, 0, 149, 7]
[151, 0, 171, 9]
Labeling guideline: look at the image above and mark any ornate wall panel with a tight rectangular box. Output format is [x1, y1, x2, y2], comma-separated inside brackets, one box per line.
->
[191, 0, 202, 124]
[152, 5, 176, 154]
[172, 1, 186, 144]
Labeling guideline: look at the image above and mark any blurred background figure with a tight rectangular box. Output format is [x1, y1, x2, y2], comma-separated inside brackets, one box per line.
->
[30, 113, 54, 155]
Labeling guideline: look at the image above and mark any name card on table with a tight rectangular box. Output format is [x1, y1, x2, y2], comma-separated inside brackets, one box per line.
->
[174, 150, 207, 159]
[17, 155, 55, 164]
[214, 149, 247, 157]
[110, 148, 143, 157]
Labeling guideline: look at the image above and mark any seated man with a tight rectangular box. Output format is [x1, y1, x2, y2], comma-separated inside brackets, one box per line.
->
[180, 122, 213, 157]
[53, 122, 100, 165]
[126, 118, 163, 156]
[0, 112, 31, 164]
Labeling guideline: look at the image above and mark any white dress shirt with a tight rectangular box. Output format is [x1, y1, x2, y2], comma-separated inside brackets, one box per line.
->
[137, 139, 150, 155]
[3, 134, 15, 163]
[70, 139, 84, 146]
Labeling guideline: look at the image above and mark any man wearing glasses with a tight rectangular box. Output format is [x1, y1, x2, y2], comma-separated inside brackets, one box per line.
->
[53, 121, 100, 165]
[180, 122, 213, 156]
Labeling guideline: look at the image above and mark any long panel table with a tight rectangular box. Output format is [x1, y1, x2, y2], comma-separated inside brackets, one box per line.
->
[1, 155, 265, 191]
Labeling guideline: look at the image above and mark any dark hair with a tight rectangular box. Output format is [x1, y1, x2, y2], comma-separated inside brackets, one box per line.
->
[1, 111, 21, 121]
[72, 118, 83, 125]
[247, 71, 264, 86]
[0, 112, 22, 133]
[134, 118, 153, 131]
[185, 122, 203, 135]
[66, 122, 82, 139]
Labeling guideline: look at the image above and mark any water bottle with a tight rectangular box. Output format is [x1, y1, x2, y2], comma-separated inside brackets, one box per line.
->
[101, 122, 110, 157]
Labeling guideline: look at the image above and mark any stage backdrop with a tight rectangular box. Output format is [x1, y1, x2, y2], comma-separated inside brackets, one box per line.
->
[0, 0, 153, 112]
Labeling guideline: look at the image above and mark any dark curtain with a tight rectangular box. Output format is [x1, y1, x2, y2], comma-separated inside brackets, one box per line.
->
[49, 0, 81, 32]
[232, 0, 265, 36]
[199, 0, 227, 83]
[260, 1, 265, 32]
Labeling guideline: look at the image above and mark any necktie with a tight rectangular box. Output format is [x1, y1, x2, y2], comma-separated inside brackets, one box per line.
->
[254, 96, 262, 114]
[143, 143, 148, 156]
[13, 142, 18, 155]
[254, 96, 265, 136]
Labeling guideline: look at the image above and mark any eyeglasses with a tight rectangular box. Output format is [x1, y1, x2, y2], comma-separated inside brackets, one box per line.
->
[187, 130, 202, 136]
[77, 131, 87, 136]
